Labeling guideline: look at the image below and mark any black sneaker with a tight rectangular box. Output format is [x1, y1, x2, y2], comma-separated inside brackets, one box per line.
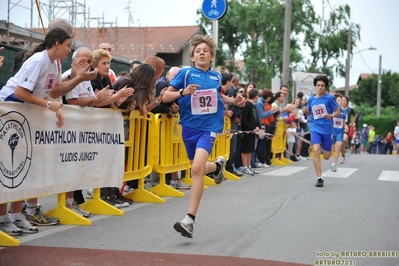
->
[115, 194, 133, 204]
[315, 178, 324, 187]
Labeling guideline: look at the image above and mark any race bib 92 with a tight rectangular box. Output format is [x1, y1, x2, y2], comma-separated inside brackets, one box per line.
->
[191, 88, 218, 115]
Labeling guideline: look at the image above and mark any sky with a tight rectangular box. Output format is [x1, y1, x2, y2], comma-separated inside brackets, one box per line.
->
[1, 0, 398, 88]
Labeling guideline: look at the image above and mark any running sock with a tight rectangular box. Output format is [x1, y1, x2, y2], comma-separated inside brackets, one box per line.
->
[212, 162, 222, 176]
[26, 204, 38, 215]
[187, 213, 195, 221]
[318, 177, 324, 180]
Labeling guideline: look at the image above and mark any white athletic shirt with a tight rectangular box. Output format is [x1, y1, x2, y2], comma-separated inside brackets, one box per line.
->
[394, 126, 399, 140]
[62, 69, 95, 100]
[0, 50, 58, 102]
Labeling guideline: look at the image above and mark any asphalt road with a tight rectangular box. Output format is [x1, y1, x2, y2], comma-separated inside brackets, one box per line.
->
[1, 154, 398, 266]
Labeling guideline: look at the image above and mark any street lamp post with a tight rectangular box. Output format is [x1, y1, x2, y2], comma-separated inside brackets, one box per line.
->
[344, 28, 352, 98]
[376, 55, 382, 118]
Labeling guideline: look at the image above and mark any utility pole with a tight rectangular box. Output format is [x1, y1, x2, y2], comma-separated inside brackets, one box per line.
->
[282, 0, 292, 102]
[376, 55, 382, 118]
[344, 27, 352, 97]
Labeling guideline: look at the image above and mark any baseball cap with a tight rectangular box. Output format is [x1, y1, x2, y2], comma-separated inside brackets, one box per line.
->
[363, 124, 367, 127]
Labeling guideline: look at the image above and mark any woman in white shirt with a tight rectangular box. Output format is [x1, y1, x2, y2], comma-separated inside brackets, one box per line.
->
[0, 27, 72, 126]
[0, 28, 72, 236]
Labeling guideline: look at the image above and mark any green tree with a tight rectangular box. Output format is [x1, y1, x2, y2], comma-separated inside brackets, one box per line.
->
[196, 0, 359, 89]
[351, 71, 399, 108]
[303, 4, 360, 85]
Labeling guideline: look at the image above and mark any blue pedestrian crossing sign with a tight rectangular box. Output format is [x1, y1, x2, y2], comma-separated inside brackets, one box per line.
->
[202, 0, 227, 20]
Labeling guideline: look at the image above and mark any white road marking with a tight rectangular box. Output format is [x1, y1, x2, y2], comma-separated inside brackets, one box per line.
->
[378, 171, 399, 182]
[262, 166, 308, 176]
[322, 168, 358, 178]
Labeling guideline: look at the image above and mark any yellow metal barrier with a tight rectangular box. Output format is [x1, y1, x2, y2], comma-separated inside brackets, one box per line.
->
[149, 114, 191, 197]
[46, 193, 93, 225]
[271, 121, 293, 166]
[0, 231, 20, 247]
[121, 111, 164, 203]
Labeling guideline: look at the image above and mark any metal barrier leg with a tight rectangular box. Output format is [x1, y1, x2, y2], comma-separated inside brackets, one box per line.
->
[45, 193, 92, 225]
[203, 175, 218, 186]
[280, 157, 294, 164]
[271, 152, 286, 166]
[0, 231, 20, 247]
[80, 188, 124, 216]
[126, 179, 165, 203]
[224, 170, 240, 181]
[148, 173, 185, 198]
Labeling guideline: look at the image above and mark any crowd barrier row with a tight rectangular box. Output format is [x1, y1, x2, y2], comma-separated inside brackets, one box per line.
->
[0, 105, 291, 246]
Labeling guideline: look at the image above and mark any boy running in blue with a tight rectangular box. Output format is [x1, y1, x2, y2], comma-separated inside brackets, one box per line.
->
[303, 75, 340, 187]
[331, 94, 347, 172]
[163, 35, 245, 238]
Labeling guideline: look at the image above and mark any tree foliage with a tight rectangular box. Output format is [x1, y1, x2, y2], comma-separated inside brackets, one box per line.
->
[196, 0, 359, 89]
[351, 71, 399, 108]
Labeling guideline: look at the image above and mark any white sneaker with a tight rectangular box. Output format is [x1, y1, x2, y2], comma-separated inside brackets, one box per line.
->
[13, 214, 39, 234]
[243, 167, 254, 176]
[174, 215, 194, 238]
[0, 216, 23, 236]
[331, 163, 337, 172]
[170, 179, 191, 190]
[297, 155, 307, 161]
[67, 202, 91, 218]
[262, 163, 270, 168]
[255, 162, 264, 168]
[212, 156, 226, 184]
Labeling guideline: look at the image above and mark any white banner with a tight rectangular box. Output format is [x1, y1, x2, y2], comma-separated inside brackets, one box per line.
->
[0, 102, 125, 203]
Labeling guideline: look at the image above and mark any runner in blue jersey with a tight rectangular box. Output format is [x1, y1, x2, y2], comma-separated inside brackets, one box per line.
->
[303, 75, 340, 187]
[330, 94, 348, 172]
[163, 34, 245, 238]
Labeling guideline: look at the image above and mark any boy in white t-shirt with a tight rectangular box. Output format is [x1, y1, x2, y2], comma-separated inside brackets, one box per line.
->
[394, 120, 399, 156]
[286, 122, 297, 160]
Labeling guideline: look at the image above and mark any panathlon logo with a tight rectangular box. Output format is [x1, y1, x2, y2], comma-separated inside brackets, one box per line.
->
[0, 111, 32, 188]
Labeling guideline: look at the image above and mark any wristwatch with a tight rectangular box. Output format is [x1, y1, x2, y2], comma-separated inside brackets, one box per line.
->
[179, 89, 184, 97]
[155, 99, 160, 106]
[46, 101, 52, 109]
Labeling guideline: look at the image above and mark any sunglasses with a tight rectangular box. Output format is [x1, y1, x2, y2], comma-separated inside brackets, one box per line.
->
[238, 90, 244, 93]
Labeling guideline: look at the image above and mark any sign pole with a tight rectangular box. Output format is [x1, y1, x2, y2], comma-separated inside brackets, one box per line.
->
[212, 19, 218, 70]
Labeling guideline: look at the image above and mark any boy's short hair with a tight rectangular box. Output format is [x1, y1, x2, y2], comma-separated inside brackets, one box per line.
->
[248, 89, 259, 100]
[334, 93, 343, 99]
[189, 34, 216, 68]
[221, 73, 232, 85]
[313, 75, 329, 87]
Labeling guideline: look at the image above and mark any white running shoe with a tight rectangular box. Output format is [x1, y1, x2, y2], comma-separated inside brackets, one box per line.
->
[13, 214, 39, 234]
[170, 179, 191, 190]
[67, 202, 91, 218]
[212, 156, 226, 184]
[174, 215, 194, 238]
[0, 216, 23, 236]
